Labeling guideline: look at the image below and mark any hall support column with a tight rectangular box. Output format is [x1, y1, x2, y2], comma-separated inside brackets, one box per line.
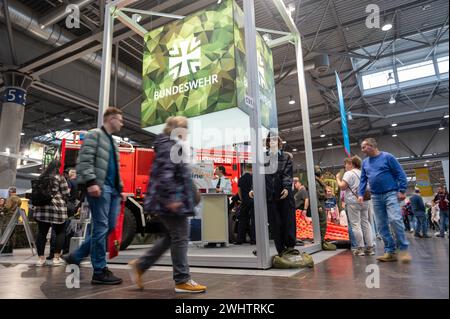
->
[0, 71, 33, 195]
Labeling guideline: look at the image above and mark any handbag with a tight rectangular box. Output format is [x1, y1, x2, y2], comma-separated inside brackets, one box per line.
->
[348, 170, 371, 201]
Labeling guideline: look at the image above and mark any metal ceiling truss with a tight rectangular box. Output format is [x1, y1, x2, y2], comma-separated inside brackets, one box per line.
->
[89, 0, 323, 268]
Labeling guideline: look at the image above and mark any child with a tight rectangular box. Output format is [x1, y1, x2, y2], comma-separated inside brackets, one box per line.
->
[325, 187, 339, 224]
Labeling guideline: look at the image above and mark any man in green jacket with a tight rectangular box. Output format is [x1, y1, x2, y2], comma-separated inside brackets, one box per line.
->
[65, 107, 125, 285]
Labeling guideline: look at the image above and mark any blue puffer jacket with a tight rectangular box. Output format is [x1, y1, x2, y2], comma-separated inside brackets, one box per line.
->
[144, 134, 195, 216]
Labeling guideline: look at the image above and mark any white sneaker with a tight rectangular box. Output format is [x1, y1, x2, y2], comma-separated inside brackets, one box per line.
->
[52, 257, 65, 267]
[36, 259, 46, 267]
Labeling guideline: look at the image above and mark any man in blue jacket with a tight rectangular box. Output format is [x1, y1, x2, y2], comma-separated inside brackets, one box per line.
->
[358, 138, 411, 263]
[410, 188, 430, 238]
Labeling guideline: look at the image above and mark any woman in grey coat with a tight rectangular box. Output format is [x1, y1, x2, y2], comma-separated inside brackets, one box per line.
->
[128, 116, 206, 293]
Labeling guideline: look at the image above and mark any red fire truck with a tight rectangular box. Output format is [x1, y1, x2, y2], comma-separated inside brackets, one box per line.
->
[59, 132, 250, 250]
[59, 132, 157, 249]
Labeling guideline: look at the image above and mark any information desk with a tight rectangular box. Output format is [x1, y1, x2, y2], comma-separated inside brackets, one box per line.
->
[200, 193, 229, 247]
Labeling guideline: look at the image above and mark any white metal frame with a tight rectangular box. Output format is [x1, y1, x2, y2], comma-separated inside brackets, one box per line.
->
[97, 0, 321, 269]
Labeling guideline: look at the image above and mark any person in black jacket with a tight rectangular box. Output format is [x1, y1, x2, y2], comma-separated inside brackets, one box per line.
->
[251, 134, 296, 256]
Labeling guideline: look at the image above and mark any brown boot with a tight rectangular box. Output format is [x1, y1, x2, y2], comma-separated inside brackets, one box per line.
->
[398, 250, 412, 263]
[128, 259, 144, 290]
[376, 252, 397, 262]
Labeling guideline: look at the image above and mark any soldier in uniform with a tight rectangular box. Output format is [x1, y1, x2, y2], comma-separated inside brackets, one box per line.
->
[0, 187, 21, 253]
[315, 166, 337, 251]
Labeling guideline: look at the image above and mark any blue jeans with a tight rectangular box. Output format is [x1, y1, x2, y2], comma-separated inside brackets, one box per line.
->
[414, 215, 428, 236]
[440, 210, 449, 236]
[408, 215, 416, 231]
[371, 191, 409, 253]
[73, 185, 121, 274]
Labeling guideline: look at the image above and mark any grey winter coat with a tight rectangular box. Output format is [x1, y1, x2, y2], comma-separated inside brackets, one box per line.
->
[144, 134, 195, 216]
[76, 127, 123, 191]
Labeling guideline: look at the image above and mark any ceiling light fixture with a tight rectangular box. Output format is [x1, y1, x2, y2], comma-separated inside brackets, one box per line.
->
[438, 126, 445, 131]
[288, 95, 295, 105]
[389, 95, 396, 104]
[327, 142, 333, 147]
[20, 132, 25, 136]
[292, 148, 297, 152]
[287, 3, 295, 14]
[444, 114, 449, 119]
[262, 33, 272, 44]
[391, 122, 398, 127]
[320, 131, 326, 138]
[132, 13, 142, 23]
[64, 118, 71, 122]
[387, 72, 395, 84]
[392, 133, 397, 137]
[381, 13, 394, 31]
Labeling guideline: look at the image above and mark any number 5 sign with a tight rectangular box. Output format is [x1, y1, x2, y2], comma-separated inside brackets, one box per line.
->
[2, 87, 27, 106]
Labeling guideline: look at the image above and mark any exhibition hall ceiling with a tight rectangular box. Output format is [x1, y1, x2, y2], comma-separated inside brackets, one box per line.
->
[0, 0, 448, 160]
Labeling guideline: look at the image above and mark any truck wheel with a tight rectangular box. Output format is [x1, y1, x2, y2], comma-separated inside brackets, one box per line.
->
[120, 207, 137, 250]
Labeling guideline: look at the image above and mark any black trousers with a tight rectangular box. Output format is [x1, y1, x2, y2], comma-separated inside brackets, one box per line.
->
[48, 220, 70, 258]
[36, 221, 65, 257]
[237, 201, 255, 244]
[267, 199, 296, 255]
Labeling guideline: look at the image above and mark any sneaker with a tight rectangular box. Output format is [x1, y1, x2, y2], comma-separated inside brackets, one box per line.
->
[175, 279, 206, 293]
[376, 252, 397, 262]
[398, 250, 412, 263]
[62, 254, 80, 266]
[414, 233, 423, 238]
[52, 257, 65, 267]
[128, 259, 144, 290]
[422, 234, 431, 238]
[436, 234, 445, 238]
[365, 246, 375, 256]
[36, 259, 46, 267]
[355, 248, 365, 256]
[91, 268, 123, 285]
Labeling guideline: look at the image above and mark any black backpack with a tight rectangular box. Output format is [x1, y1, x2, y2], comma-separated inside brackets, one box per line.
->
[31, 177, 54, 206]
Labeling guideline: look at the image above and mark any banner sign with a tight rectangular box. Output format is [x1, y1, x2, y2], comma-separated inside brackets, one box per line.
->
[191, 161, 215, 190]
[415, 167, 434, 196]
[141, 0, 277, 131]
[2, 87, 27, 106]
[335, 72, 350, 157]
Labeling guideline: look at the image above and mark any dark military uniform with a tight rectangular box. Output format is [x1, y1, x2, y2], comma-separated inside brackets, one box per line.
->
[0, 196, 21, 253]
[315, 175, 328, 242]
[264, 151, 296, 255]
[314, 166, 336, 251]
